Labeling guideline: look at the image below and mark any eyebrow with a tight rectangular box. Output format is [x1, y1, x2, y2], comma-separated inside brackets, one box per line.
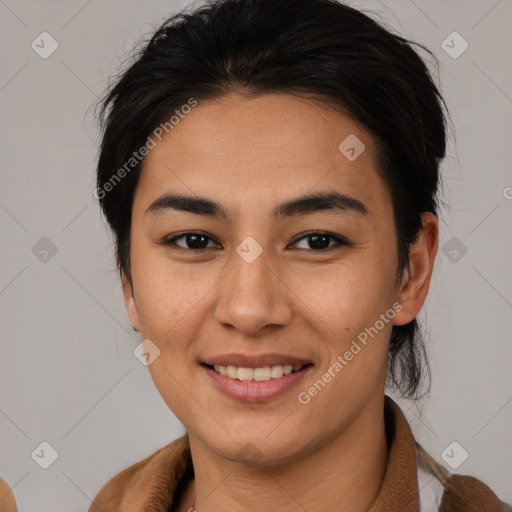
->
[146, 191, 368, 219]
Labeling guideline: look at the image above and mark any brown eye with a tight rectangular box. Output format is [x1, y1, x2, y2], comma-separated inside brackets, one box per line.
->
[291, 232, 348, 251]
[164, 232, 220, 250]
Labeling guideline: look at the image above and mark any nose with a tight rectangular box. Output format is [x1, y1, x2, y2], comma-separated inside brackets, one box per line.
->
[213, 245, 293, 336]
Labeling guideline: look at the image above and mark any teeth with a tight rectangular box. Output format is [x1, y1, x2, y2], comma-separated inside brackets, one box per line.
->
[270, 365, 283, 378]
[237, 367, 253, 380]
[212, 364, 305, 381]
[253, 367, 271, 381]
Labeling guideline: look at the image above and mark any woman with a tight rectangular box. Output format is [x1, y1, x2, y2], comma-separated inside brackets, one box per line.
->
[84, 0, 511, 510]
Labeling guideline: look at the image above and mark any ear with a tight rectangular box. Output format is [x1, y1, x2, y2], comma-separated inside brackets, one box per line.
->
[393, 212, 438, 326]
[122, 272, 141, 332]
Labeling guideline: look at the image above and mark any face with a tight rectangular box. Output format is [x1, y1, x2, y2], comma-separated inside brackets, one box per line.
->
[123, 92, 430, 465]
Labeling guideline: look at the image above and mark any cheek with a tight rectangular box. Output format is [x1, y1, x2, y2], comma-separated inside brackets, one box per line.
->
[131, 258, 210, 416]
[296, 265, 394, 413]
[145, 356, 200, 429]
[131, 246, 214, 337]
[296, 257, 396, 327]
[292, 256, 395, 385]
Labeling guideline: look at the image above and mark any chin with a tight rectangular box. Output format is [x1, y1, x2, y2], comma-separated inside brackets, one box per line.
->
[195, 425, 310, 467]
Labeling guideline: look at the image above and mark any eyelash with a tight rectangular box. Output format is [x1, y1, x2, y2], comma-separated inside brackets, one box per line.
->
[161, 231, 349, 252]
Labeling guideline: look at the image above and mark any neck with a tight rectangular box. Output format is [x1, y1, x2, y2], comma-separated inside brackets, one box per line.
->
[181, 394, 389, 512]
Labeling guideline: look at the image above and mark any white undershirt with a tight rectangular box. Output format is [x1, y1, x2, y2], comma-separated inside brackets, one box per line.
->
[417, 463, 445, 512]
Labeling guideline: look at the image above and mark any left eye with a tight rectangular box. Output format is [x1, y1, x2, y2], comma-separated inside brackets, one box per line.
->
[291, 233, 347, 251]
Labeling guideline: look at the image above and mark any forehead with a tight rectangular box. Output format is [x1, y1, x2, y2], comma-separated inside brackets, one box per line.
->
[136, 92, 390, 217]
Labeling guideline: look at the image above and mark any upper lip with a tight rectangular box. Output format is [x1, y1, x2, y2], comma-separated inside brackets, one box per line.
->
[202, 353, 312, 368]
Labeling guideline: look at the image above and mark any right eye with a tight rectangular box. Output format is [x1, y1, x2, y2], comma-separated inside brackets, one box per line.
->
[162, 232, 222, 251]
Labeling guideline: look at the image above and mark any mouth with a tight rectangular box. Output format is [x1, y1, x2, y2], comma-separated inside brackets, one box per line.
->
[200, 356, 314, 402]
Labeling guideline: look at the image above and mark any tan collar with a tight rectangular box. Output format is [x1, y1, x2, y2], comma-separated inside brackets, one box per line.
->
[369, 396, 420, 511]
[89, 395, 429, 511]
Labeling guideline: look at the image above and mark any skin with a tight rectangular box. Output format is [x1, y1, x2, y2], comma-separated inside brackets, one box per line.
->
[122, 91, 438, 511]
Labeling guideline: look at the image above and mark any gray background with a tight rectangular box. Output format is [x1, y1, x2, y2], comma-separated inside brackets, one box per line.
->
[1, 0, 511, 510]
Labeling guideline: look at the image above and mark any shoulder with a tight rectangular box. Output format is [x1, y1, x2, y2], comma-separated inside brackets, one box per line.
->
[0, 477, 18, 512]
[88, 434, 190, 512]
[417, 443, 512, 512]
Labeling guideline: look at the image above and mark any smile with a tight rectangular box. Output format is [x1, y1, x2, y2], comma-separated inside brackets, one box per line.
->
[201, 357, 314, 402]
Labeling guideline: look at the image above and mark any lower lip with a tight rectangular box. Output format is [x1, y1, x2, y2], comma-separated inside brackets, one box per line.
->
[202, 365, 312, 402]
